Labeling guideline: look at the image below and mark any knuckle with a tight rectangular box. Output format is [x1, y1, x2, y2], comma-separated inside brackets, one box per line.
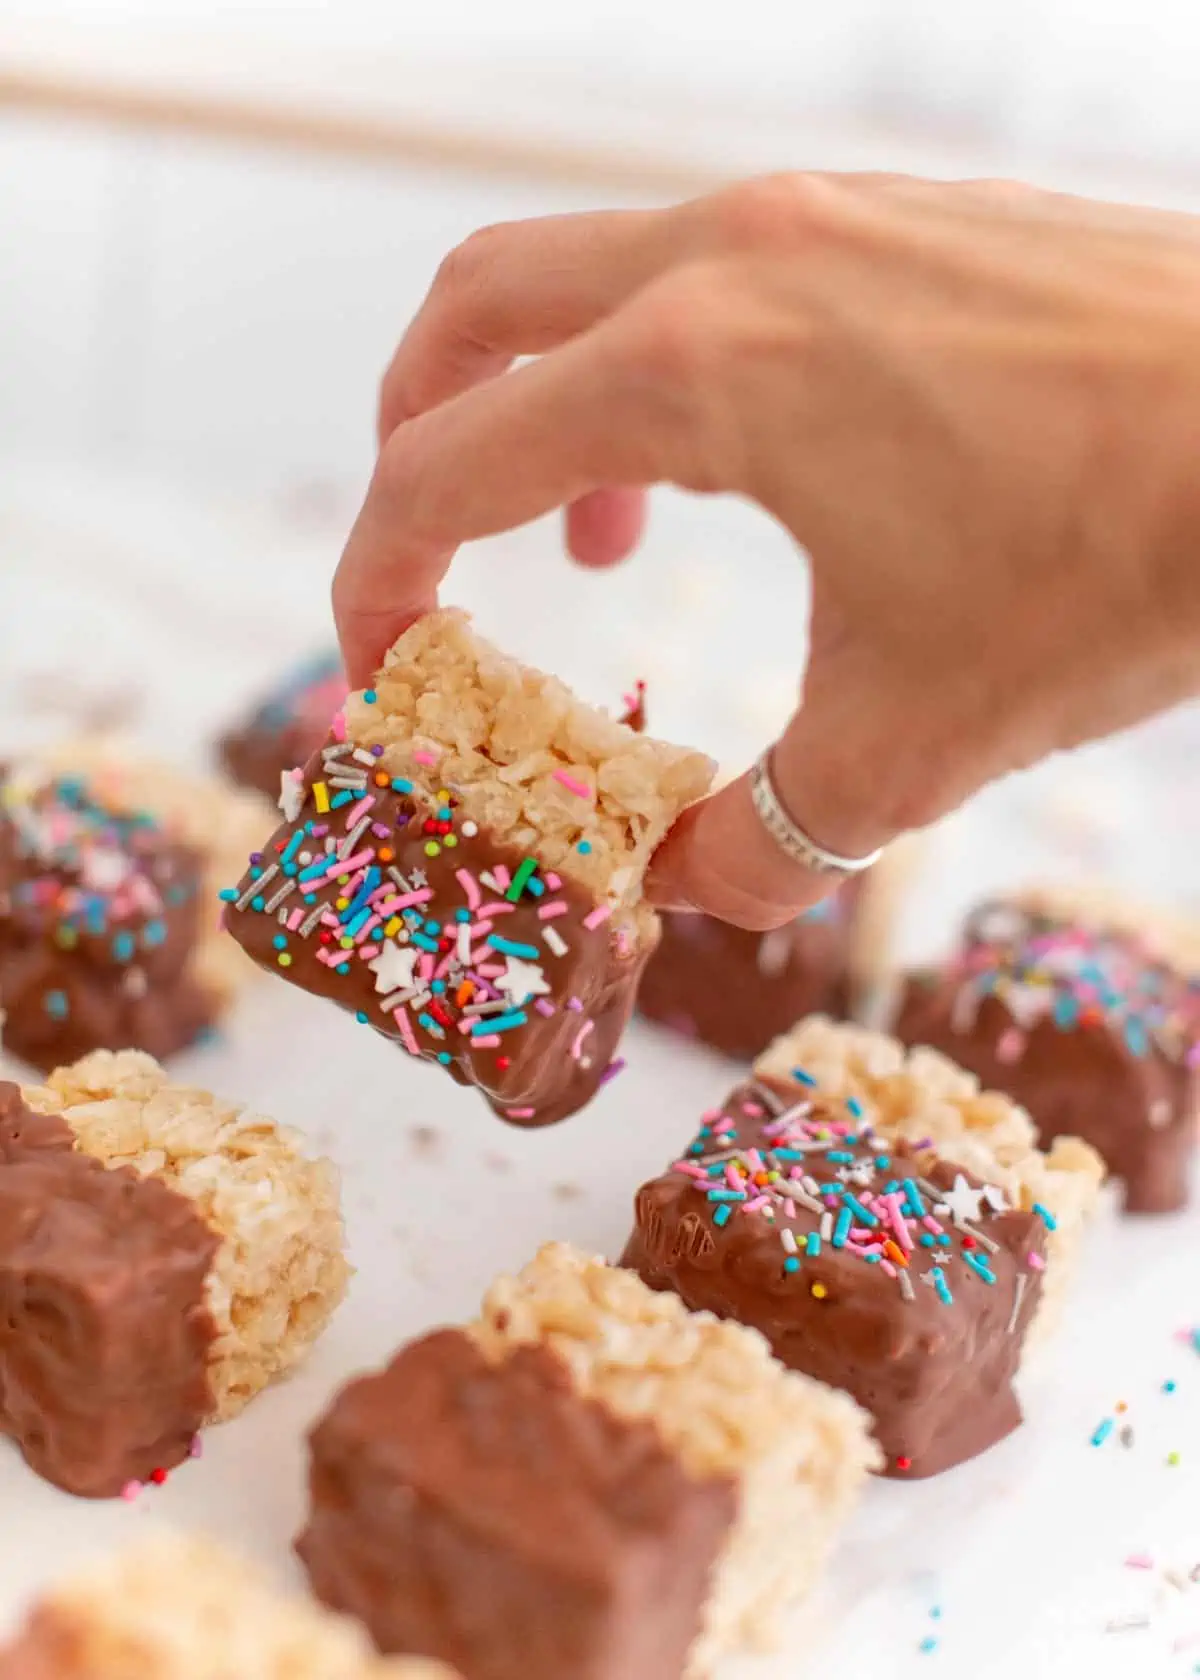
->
[431, 222, 506, 299]
[713, 171, 839, 250]
[621, 266, 724, 386]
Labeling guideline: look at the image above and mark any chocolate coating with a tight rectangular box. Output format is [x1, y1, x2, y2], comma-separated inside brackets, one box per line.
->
[0, 1082, 218, 1497]
[637, 882, 864, 1062]
[894, 902, 1200, 1214]
[298, 1328, 735, 1680]
[225, 745, 648, 1127]
[622, 1080, 1046, 1478]
[0, 769, 214, 1073]
[219, 651, 346, 799]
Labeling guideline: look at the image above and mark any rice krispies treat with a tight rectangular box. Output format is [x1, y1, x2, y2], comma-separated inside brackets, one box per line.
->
[1, 1050, 348, 1497]
[753, 1016, 1104, 1349]
[226, 610, 714, 1128]
[894, 887, 1200, 1214]
[39, 737, 274, 1007]
[0, 1534, 455, 1679]
[298, 1242, 876, 1680]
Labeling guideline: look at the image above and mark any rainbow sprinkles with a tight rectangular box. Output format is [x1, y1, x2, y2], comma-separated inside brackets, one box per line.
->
[223, 609, 713, 1126]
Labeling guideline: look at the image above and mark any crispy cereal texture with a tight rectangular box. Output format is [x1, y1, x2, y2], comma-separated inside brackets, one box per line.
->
[35, 736, 274, 1006]
[342, 608, 714, 936]
[472, 1242, 878, 1676]
[754, 1016, 1105, 1349]
[0, 1534, 455, 1679]
[1010, 880, 1200, 976]
[22, 1050, 350, 1418]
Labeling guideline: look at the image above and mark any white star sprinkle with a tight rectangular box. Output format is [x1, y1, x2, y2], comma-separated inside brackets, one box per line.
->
[982, 1183, 1010, 1213]
[495, 955, 550, 1007]
[278, 768, 306, 822]
[369, 941, 420, 996]
[937, 1174, 987, 1224]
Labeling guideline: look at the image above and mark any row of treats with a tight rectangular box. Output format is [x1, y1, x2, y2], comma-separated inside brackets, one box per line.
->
[0, 608, 1196, 1678]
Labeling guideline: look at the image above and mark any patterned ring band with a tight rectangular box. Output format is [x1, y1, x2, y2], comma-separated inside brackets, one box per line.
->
[749, 751, 884, 877]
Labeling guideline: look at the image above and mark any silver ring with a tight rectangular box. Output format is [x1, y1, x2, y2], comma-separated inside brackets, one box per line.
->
[750, 751, 883, 876]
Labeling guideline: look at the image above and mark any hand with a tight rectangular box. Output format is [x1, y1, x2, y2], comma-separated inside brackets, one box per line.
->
[333, 173, 1200, 928]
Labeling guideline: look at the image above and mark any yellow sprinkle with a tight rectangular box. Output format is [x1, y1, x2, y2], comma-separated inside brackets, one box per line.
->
[436, 789, 450, 802]
[811, 1283, 828, 1300]
[277, 953, 292, 968]
[313, 782, 330, 813]
[444, 835, 458, 849]
[384, 917, 402, 938]
[424, 841, 440, 858]
[340, 936, 354, 950]
[335, 898, 349, 911]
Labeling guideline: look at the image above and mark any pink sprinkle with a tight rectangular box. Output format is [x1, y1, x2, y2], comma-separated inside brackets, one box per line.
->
[456, 869, 481, 910]
[371, 822, 390, 838]
[922, 1215, 944, 1235]
[189, 1435, 203, 1459]
[359, 944, 380, 961]
[318, 848, 372, 880]
[572, 1021, 595, 1062]
[413, 749, 438, 766]
[674, 1161, 707, 1180]
[473, 1034, 501, 1049]
[507, 1107, 536, 1119]
[389, 888, 435, 911]
[745, 1148, 765, 1173]
[332, 710, 346, 741]
[1027, 1251, 1046, 1270]
[552, 768, 593, 799]
[566, 997, 584, 1012]
[545, 873, 562, 890]
[492, 865, 511, 890]
[879, 1260, 898, 1279]
[120, 1481, 141, 1502]
[354, 915, 381, 943]
[537, 900, 569, 920]
[724, 1163, 744, 1191]
[745, 1195, 770, 1214]
[347, 794, 376, 826]
[434, 952, 457, 980]
[996, 1026, 1026, 1065]
[534, 998, 555, 1017]
[286, 908, 304, 931]
[743, 1102, 764, 1118]
[418, 954, 434, 982]
[1125, 1554, 1155, 1570]
[583, 905, 612, 931]
[478, 900, 516, 917]
[393, 1008, 420, 1054]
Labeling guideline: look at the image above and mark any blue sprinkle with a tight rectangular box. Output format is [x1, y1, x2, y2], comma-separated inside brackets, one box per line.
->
[937, 1233, 952, 1247]
[488, 936, 540, 960]
[392, 778, 413, 794]
[1125, 1018, 1149, 1058]
[526, 877, 545, 896]
[919, 1637, 938, 1654]
[142, 919, 166, 948]
[363, 689, 377, 703]
[842, 1193, 878, 1228]
[111, 931, 136, 962]
[903, 1178, 926, 1217]
[44, 990, 69, 1020]
[707, 1189, 747, 1203]
[218, 888, 239, 903]
[1091, 1417, 1114, 1447]
[330, 791, 353, 809]
[423, 920, 440, 935]
[963, 1251, 996, 1284]
[336, 962, 351, 976]
[713, 1205, 732, 1228]
[826, 1150, 854, 1164]
[1163, 1380, 1177, 1394]
[437, 1052, 452, 1064]
[473, 1010, 527, 1035]
[272, 934, 288, 951]
[792, 1067, 817, 1088]
[864, 1252, 880, 1264]
[833, 1209, 852, 1249]
[431, 980, 445, 995]
[411, 933, 439, 953]
[577, 841, 592, 854]
[1053, 992, 1079, 1030]
[1032, 1202, 1058, 1231]
[875, 1155, 891, 1171]
[344, 909, 373, 939]
[784, 1255, 800, 1273]
[250, 865, 263, 880]
[806, 1233, 821, 1257]
[283, 864, 298, 878]
[920, 1233, 936, 1248]
[455, 908, 471, 922]
[846, 1096, 863, 1117]
[355, 1011, 369, 1024]
[252, 896, 266, 911]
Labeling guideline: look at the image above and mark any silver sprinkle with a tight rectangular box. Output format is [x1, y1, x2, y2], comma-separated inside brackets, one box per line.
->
[299, 903, 327, 937]
[322, 744, 352, 763]
[378, 990, 416, 1011]
[329, 776, 369, 791]
[898, 1270, 915, 1302]
[544, 927, 568, 957]
[353, 748, 377, 767]
[819, 1212, 833, 1242]
[339, 817, 372, 859]
[744, 1079, 785, 1116]
[235, 862, 278, 910]
[1105, 1616, 1150, 1634]
[388, 866, 414, 894]
[264, 879, 296, 913]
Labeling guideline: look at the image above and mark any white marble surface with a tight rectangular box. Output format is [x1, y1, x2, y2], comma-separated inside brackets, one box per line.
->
[0, 464, 1198, 1674]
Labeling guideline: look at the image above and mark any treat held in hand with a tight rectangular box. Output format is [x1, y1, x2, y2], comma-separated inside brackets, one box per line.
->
[298, 1243, 875, 1680]
[224, 610, 713, 1127]
[623, 1017, 1103, 1478]
[0, 1052, 347, 1499]
[219, 648, 347, 802]
[894, 888, 1200, 1214]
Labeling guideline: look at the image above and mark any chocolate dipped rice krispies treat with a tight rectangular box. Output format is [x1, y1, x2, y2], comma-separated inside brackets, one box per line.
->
[623, 1017, 1103, 1478]
[219, 648, 347, 801]
[0, 748, 271, 1073]
[894, 885, 1200, 1214]
[0, 1535, 455, 1679]
[298, 1242, 877, 1680]
[224, 609, 713, 1126]
[0, 1050, 348, 1497]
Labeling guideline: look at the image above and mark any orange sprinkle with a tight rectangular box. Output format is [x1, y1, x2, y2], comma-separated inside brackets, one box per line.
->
[374, 770, 390, 787]
[1116, 1401, 1128, 1414]
[883, 1240, 909, 1268]
[378, 847, 394, 863]
[456, 981, 475, 1008]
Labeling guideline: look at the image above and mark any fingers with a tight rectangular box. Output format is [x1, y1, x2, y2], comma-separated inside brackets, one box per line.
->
[645, 644, 948, 928]
[335, 300, 704, 687]
[564, 488, 648, 569]
[377, 208, 677, 443]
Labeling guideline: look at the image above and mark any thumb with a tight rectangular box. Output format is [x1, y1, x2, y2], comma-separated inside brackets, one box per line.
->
[644, 651, 938, 928]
